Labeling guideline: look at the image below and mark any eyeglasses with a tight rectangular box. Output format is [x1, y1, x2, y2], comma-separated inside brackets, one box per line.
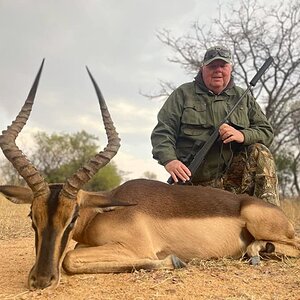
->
[204, 48, 231, 61]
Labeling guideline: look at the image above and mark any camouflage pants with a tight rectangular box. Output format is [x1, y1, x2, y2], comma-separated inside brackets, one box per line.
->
[198, 143, 280, 206]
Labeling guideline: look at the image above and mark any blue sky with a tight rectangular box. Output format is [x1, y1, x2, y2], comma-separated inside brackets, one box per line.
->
[0, 0, 221, 181]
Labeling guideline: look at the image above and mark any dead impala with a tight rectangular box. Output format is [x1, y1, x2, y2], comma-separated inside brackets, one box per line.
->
[0, 61, 299, 290]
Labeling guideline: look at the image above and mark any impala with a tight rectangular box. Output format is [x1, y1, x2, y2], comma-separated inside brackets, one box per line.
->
[0, 61, 299, 290]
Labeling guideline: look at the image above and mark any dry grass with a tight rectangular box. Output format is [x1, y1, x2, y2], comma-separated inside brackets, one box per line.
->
[1, 195, 300, 299]
[0, 194, 32, 240]
[280, 197, 300, 233]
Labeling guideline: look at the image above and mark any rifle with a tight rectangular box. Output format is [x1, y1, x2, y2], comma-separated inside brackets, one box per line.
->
[167, 56, 274, 185]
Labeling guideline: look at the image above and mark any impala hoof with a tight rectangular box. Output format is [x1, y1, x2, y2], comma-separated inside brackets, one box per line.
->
[171, 255, 186, 269]
[249, 255, 260, 265]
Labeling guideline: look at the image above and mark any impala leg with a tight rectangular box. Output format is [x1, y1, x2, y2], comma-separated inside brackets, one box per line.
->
[246, 240, 275, 265]
[246, 239, 300, 266]
[247, 240, 275, 256]
[242, 200, 300, 265]
[241, 199, 300, 245]
[63, 244, 186, 274]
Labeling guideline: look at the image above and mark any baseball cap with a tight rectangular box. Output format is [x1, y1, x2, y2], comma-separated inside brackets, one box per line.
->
[202, 46, 232, 66]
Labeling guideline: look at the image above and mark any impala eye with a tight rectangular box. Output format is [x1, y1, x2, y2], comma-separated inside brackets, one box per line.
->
[68, 215, 78, 229]
[68, 205, 79, 229]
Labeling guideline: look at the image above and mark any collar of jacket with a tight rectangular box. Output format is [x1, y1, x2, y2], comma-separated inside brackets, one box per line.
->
[194, 70, 236, 96]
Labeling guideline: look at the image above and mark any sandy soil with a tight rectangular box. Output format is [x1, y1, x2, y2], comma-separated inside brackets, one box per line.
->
[1, 235, 300, 300]
[1, 198, 300, 300]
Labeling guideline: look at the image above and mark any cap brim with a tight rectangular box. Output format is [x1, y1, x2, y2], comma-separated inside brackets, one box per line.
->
[203, 56, 232, 66]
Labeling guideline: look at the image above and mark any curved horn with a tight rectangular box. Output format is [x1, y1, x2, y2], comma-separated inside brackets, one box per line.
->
[61, 68, 121, 199]
[0, 59, 50, 197]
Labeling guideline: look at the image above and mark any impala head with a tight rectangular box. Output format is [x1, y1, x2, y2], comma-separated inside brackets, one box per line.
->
[0, 60, 120, 290]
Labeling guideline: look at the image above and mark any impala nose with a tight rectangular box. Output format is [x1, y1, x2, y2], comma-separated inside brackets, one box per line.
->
[29, 274, 57, 290]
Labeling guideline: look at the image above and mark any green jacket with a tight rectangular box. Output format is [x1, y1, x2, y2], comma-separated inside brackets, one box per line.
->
[151, 73, 274, 182]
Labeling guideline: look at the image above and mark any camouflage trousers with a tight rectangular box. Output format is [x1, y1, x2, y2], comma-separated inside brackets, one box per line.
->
[197, 143, 280, 206]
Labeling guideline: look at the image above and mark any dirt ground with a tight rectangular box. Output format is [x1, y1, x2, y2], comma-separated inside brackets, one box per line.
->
[1, 199, 300, 300]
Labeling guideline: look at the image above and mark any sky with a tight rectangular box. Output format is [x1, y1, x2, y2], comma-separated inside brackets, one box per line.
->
[0, 0, 221, 182]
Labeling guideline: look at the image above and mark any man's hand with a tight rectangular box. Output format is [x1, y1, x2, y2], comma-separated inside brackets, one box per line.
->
[219, 123, 244, 144]
[165, 160, 191, 183]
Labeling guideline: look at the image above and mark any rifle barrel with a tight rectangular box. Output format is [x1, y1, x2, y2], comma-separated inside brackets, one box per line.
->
[250, 57, 274, 87]
[166, 56, 274, 185]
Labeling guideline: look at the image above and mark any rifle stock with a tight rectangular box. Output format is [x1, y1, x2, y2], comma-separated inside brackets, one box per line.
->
[167, 56, 274, 185]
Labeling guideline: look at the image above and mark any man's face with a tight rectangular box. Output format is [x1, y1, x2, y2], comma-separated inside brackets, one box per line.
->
[202, 60, 232, 94]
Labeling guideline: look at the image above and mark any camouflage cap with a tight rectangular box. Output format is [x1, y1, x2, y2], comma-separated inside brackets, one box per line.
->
[202, 46, 232, 66]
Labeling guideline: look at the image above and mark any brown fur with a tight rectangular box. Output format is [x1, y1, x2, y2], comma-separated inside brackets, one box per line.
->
[2, 174, 300, 291]
[0, 64, 298, 291]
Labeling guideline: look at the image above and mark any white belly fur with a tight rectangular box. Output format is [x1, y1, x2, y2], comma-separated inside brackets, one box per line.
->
[149, 216, 249, 260]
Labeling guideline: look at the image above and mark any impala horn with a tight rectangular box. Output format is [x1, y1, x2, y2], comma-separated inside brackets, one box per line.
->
[0, 59, 50, 198]
[61, 67, 121, 199]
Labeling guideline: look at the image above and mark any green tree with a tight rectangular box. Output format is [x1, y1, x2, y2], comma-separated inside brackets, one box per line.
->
[143, 171, 157, 180]
[0, 130, 122, 191]
[31, 131, 99, 178]
[87, 162, 121, 191]
[0, 159, 25, 185]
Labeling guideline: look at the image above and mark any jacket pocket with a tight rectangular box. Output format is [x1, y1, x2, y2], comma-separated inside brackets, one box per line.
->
[182, 125, 205, 136]
[181, 102, 207, 127]
[229, 106, 250, 128]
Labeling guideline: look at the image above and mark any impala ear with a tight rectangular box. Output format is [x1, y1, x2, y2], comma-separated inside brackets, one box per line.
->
[77, 190, 136, 209]
[0, 185, 34, 204]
